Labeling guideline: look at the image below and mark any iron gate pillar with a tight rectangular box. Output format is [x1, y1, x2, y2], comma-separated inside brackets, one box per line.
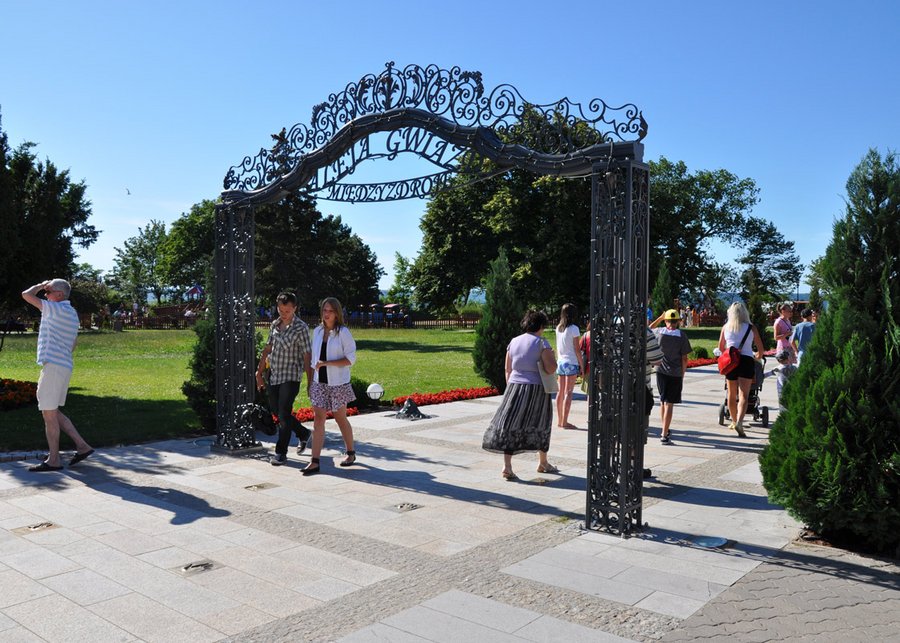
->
[212, 203, 264, 453]
[586, 157, 650, 535]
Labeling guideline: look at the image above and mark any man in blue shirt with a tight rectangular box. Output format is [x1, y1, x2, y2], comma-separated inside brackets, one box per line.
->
[22, 279, 94, 472]
[791, 308, 816, 367]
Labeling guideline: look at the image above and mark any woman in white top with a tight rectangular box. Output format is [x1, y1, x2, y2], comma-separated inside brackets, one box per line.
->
[303, 297, 358, 476]
[555, 303, 584, 429]
[717, 302, 764, 437]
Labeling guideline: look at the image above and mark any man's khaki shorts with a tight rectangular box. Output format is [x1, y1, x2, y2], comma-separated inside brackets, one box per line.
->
[37, 363, 72, 411]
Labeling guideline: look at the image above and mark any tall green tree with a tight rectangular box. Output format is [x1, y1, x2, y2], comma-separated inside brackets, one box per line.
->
[649, 258, 676, 317]
[737, 216, 803, 302]
[410, 138, 759, 311]
[159, 199, 216, 297]
[385, 252, 415, 307]
[0, 115, 97, 312]
[108, 220, 169, 304]
[254, 194, 383, 309]
[760, 149, 900, 555]
[68, 262, 110, 316]
[648, 157, 759, 297]
[805, 256, 826, 312]
[473, 250, 523, 392]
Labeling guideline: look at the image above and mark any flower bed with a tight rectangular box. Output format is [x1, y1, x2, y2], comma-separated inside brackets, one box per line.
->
[392, 386, 499, 407]
[686, 358, 717, 368]
[0, 379, 38, 411]
[292, 406, 359, 422]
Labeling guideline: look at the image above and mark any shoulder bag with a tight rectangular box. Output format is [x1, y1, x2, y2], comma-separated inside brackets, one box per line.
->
[718, 325, 753, 375]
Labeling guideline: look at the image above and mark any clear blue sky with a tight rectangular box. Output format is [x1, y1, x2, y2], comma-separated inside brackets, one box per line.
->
[3, 0, 898, 293]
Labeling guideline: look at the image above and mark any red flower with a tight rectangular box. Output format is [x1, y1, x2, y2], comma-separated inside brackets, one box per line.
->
[392, 386, 499, 407]
[0, 378, 38, 411]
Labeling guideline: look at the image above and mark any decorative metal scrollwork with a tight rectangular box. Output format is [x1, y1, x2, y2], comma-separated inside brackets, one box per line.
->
[224, 61, 646, 193]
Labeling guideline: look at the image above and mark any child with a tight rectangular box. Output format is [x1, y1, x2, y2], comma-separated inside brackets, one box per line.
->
[769, 349, 797, 409]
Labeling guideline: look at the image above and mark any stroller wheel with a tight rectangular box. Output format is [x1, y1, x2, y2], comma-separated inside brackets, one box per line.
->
[762, 406, 770, 428]
[718, 403, 726, 426]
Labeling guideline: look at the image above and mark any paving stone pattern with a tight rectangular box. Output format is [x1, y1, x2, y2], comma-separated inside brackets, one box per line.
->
[0, 367, 897, 642]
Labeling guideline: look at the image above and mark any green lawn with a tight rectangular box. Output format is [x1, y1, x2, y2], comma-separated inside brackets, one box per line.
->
[0, 328, 489, 451]
[0, 324, 772, 451]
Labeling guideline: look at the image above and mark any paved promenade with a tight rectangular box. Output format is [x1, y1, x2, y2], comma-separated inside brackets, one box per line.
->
[1, 366, 897, 641]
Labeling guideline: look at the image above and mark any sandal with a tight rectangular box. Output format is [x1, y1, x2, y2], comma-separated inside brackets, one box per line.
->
[69, 449, 95, 466]
[339, 450, 356, 467]
[537, 463, 560, 474]
[502, 470, 518, 481]
[29, 461, 63, 472]
[301, 457, 320, 476]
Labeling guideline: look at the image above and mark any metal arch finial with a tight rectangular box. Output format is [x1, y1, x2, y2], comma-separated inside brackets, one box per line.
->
[223, 62, 647, 192]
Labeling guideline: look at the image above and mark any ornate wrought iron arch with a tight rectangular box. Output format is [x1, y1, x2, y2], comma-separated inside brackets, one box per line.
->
[215, 62, 651, 536]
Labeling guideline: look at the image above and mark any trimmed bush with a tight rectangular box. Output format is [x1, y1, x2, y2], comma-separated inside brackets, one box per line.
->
[473, 250, 523, 393]
[760, 149, 900, 556]
[692, 346, 709, 360]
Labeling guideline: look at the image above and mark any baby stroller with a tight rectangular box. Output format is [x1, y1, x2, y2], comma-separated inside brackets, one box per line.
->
[718, 356, 769, 428]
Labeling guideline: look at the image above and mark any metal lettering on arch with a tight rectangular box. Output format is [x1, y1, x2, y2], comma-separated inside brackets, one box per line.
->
[216, 61, 651, 535]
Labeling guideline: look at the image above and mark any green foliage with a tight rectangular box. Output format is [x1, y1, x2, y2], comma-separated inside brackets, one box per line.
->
[805, 256, 826, 313]
[760, 149, 900, 555]
[648, 157, 759, 296]
[181, 317, 217, 431]
[385, 252, 415, 308]
[349, 376, 379, 409]
[473, 250, 523, 392]
[67, 262, 110, 316]
[692, 346, 709, 359]
[738, 216, 803, 302]
[255, 194, 383, 308]
[108, 220, 169, 304]
[744, 271, 771, 349]
[649, 259, 677, 317]
[0, 113, 97, 313]
[159, 199, 216, 297]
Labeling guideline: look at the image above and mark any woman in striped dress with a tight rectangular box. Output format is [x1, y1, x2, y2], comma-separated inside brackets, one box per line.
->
[482, 310, 559, 480]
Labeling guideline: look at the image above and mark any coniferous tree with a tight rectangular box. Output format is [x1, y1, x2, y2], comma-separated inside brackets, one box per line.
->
[760, 149, 900, 555]
[649, 258, 677, 317]
[473, 250, 524, 392]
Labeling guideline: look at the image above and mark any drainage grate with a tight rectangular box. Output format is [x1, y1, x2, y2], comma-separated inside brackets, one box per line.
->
[691, 536, 733, 549]
[13, 522, 57, 535]
[177, 559, 217, 576]
[245, 482, 277, 491]
[391, 502, 421, 513]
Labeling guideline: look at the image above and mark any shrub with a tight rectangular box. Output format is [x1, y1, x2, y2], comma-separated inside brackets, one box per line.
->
[182, 317, 217, 431]
[692, 346, 709, 360]
[473, 249, 523, 393]
[348, 376, 380, 409]
[760, 149, 900, 556]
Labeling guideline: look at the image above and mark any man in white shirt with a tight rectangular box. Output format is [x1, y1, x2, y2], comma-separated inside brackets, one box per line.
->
[22, 279, 94, 472]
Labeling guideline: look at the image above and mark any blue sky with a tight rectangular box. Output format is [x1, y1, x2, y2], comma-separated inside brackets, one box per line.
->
[3, 0, 898, 293]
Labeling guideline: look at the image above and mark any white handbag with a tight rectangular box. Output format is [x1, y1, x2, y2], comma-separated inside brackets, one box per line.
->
[537, 361, 559, 394]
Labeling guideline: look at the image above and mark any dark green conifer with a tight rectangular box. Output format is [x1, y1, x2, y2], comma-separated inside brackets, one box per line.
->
[760, 150, 900, 555]
[473, 250, 524, 392]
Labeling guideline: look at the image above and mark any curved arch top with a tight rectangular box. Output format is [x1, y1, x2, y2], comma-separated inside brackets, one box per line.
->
[222, 62, 647, 199]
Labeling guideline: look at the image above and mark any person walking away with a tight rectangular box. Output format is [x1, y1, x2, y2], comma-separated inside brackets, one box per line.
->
[21, 279, 94, 471]
[791, 308, 816, 367]
[555, 303, 584, 428]
[773, 303, 796, 364]
[717, 302, 765, 437]
[256, 291, 313, 466]
[482, 310, 559, 480]
[649, 309, 692, 444]
[304, 297, 358, 475]
[641, 326, 664, 476]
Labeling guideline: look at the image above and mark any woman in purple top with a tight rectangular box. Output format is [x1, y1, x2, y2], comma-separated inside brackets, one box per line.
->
[482, 310, 559, 480]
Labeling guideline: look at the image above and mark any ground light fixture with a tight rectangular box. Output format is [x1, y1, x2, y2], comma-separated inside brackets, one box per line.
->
[366, 383, 385, 401]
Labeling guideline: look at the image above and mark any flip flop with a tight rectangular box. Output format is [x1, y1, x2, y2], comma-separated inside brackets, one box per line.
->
[69, 449, 95, 466]
[29, 461, 63, 472]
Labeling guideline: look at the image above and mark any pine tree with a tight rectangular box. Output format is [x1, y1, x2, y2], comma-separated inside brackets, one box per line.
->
[473, 250, 524, 392]
[650, 258, 676, 318]
[760, 149, 900, 555]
